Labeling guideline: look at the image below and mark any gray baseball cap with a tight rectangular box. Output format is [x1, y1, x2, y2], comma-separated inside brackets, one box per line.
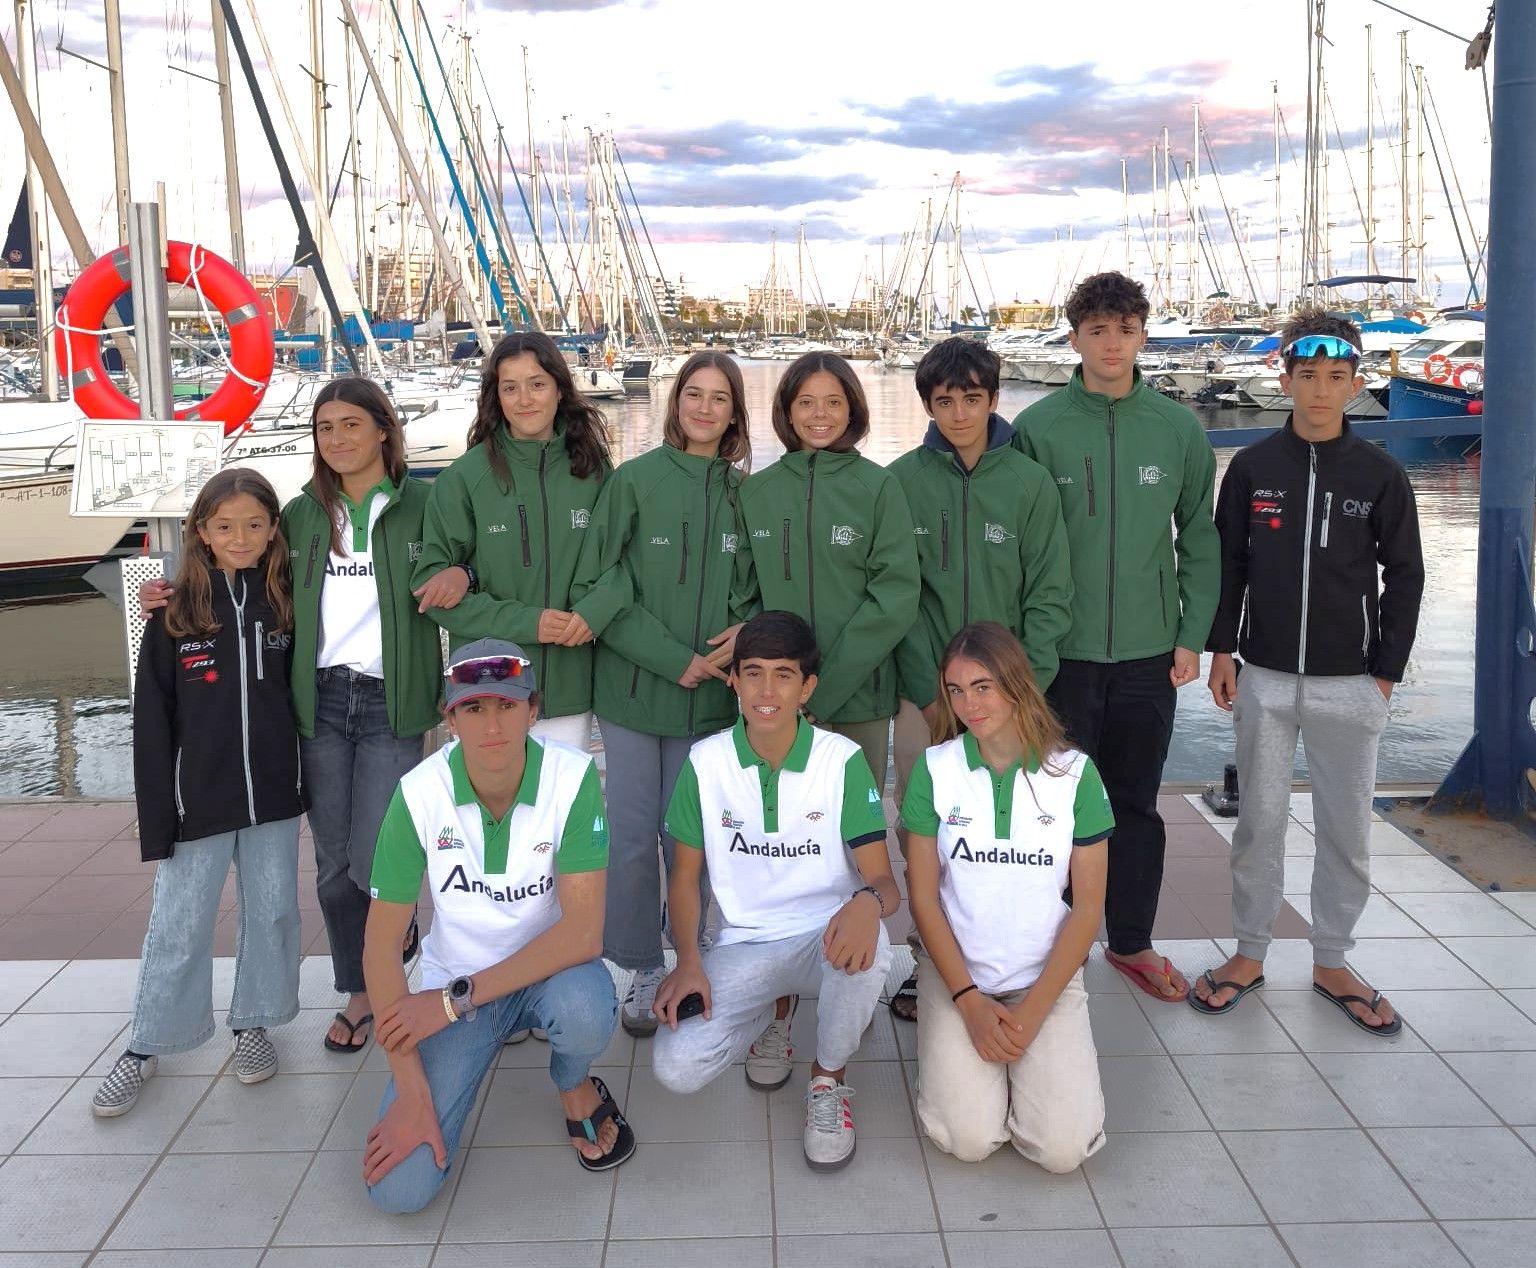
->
[442, 638, 537, 709]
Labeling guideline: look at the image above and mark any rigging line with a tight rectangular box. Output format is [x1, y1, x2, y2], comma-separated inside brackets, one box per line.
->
[611, 142, 670, 300]
[1324, 92, 1369, 240]
[1364, 0, 1468, 43]
[1425, 77, 1487, 293]
[1199, 129, 1261, 302]
[1420, 98, 1479, 302]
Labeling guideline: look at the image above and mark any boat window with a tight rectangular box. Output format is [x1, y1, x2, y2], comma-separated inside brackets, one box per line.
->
[1401, 339, 1445, 358]
[1458, 341, 1484, 357]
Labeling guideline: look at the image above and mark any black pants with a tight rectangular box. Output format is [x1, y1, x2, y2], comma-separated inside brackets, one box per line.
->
[1047, 654, 1177, 956]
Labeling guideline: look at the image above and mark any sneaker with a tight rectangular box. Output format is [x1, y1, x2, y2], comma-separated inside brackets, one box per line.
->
[621, 966, 666, 1037]
[92, 1052, 157, 1117]
[232, 1027, 278, 1084]
[803, 1075, 857, 1171]
[744, 996, 797, 1090]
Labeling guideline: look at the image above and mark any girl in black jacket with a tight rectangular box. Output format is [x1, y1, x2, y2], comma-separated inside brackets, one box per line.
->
[94, 468, 306, 1118]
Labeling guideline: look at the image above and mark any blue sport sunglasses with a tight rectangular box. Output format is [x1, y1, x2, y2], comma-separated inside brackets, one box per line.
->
[1282, 334, 1360, 360]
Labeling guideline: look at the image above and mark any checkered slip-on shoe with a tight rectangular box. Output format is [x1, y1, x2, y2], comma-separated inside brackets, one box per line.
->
[232, 1027, 279, 1084]
[92, 1052, 158, 1118]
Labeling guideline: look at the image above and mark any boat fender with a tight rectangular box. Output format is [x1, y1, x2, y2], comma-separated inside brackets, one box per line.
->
[1423, 354, 1453, 385]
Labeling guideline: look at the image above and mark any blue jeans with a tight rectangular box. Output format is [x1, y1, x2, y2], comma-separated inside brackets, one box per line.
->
[130, 817, 302, 1055]
[366, 958, 618, 1214]
[301, 668, 426, 993]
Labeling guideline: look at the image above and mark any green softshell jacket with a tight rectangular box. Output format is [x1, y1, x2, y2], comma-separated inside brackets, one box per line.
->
[736, 448, 919, 724]
[283, 477, 443, 740]
[890, 413, 1074, 705]
[413, 426, 607, 720]
[1012, 367, 1219, 663]
[570, 446, 752, 738]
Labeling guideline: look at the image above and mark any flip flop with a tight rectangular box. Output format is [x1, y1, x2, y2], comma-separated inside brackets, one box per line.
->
[888, 974, 918, 1023]
[322, 1011, 373, 1053]
[1104, 952, 1190, 1002]
[566, 1076, 637, 1172]
[1188, 969, 1266, 1015]
[1312, 982, 1403, 1037]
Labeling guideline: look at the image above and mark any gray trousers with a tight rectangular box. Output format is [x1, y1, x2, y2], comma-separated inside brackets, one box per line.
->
[1230, 664, 1391, 968]
[597, 717, 698, 971]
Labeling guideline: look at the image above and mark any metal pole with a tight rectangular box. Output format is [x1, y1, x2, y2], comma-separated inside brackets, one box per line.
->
[128, 200, 177, 556]
[103, 0, 131, 249]
[209, 0, 247, 273]
[15, 0, 57, 399]
[1432, 4, 1536, 819]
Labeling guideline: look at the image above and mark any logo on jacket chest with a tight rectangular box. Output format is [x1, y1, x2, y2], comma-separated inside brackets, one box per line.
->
[830, 524, 863, 546]
[721, 533, 738, 554]
[1251, 492, 1286, 530]
[571, 508, 591, 529]
[1138, 465, 1167, 486]
[1341, 498, 1373, 518]
[984, 522, 1015, 545]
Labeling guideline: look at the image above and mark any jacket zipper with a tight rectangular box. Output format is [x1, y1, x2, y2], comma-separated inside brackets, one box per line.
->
[805, 453, 817, 630]
[1321, 491, 1333, 548]
[517, 505, 532, 567]
[173, 749, 185, 820]
[1157, 568, 1168, 627]
[629, 665, 640, 699]
[225, 571, 258, 825]
[375, 517, 397, 734]
[1361, 595, 1370, 657]
[960, 468, 972, 621]
[1104, 404, 1118, 658]
[781, 517, 792, 581]
[303, 536, 320, 588]
[940, 510, 951, 570]
[678, 521, 690, 585]
[1084, 456, 1097, 516]
[1298, 444, 1318, 674]
[254, 621, 265, 680]
[685, 464, 715, 735]
[537, 445, 551, 691]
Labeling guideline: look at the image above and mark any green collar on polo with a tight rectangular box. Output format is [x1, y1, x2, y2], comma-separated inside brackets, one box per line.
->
[337, 477, 398, 553]
[730, 715, 813, 833]
[961, 731, 1042, 839]
[448, 737, 544, 874]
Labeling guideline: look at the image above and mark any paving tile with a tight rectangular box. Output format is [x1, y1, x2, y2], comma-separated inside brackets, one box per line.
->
[260, 1251, 433, 1268]
[1134, 989, 1296, 1055]
[921, 1137, 1103, 1230]
[0, 912, 111, 959]
[1173, 1054, 1351, 1129]
[0, 1154, 156, 1251]
[1369, 854, 1478, 894]
[1366, 819, 1436, 855]
[476, 1063, 639, 1147]
[18, 1074, 213, 1154]
[106, 1151, 308, 1248]
[1083, 1131, 1262, 1228]
[0, 842, 103, 876]
[1444, 1220, 1536, 1267]
[604, 1239, 774, 1268]
[1313, 1051, 1500, 1127]
[76, 915, 155, 960]
[1392, 893, 1535, 937]
[1372, 1126, 1536, 1219]
[774, 1235, 940, 1268]
[21, 803, 137, 841]
[1088, 993, 1165, 1056]
[0, 805, 63, 843]
[0, 1077, 71, 1152]
[321, 1070, 391, 1149]
[1341, 937, 1489, 991]
[1263, 990, 1428, 1053]
[263, 1009, 376, 1075]
[1444, 1052, 1536, 1124]
[1113, 1226, 1292, 1267]
[609, 1140, 769, 1238]
[0, 1250, 87, 1264]
[19, 958, 143, 1013]
[1288, 893, 1424, 938]
[1222, 1129, 1425, 1223]
[942, 1230, 1120, 1267]
[431, 1247, 600, 1268]
[173, 1070, 352, 1152]
[772, 1137, 936, 1234]
[1081, 945, 1131, 994]
[1162, 857, 1232, 894]
[1444, 937, 1536, 988]
[272, 1149, 449, 1246]
[0, 960, 63, 1012]
[1388, 990, 1536, 1051]
[21, 874, 150, 916]
[0, 1010, 130, 1076]
[90, 1253, 260, 1267]
[1147, 892, 1210, 940]
[1099, 1055, 1208, 1132]
[767, 1061, 914, 1140]
[494, 1019, 634, 1071]
[442, 1145, 614, 1241]
[1278, 1221, 1467, 1268]
[0, 877, 57, 917]
[1489, 891, 1536, 927]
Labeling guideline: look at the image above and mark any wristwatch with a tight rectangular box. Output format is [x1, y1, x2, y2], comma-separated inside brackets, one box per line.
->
[447, 975, 477, 1022]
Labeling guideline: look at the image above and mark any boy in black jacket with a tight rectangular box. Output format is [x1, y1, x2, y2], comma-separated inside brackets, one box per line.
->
[1193, 311, 1423, 1035]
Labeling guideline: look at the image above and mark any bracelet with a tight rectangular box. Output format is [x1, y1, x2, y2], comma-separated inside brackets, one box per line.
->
[440, 987, 459, 1024]
[951, 984, 979, 1003]
[852, 884, 885, 916]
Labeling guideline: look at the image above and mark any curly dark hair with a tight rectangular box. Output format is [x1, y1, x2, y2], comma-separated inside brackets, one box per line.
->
[1065, 271, 1150, 330]
[1280, 308, 1362, 372]
[914, 338, 1001, 408]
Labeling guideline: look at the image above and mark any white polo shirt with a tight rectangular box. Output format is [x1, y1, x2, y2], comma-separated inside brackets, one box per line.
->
[665, 717, 888, 945]
[317, 484, 389, 677]
[369, 736, 608, 988]
[901, 733, 1113, 993]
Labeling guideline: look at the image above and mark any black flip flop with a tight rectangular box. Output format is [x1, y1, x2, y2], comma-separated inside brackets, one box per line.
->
[322, 1011, 373, 1053]
[1312, 981, 1404, 1037]
[888, 974, 918, 1023]
[566, 1076, 636, 1172]
[1187, 970, 1266, 1015]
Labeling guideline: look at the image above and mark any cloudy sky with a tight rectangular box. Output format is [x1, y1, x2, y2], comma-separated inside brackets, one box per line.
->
[1, 0, 1494, 316]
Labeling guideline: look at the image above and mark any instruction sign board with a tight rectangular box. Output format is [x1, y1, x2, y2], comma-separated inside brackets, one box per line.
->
[70, 421, 225, 517]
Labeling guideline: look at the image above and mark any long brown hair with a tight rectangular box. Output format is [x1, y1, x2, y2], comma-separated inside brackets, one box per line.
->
[309, 377, 408, 555]
[467, 331, 611, 488]
[164, 468, 292, 638]
[771, 351, 870, 452]
[934, 622, 1069, 776]
[663, 351, 751, 471]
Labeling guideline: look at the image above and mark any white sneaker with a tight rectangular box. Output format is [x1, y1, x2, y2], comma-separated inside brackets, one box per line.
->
[92, 1052, 157, 1117]
[744, 996, 796, 1090]
[622, 966, 666, 1037]
[232, 1027, 278, 1084]
[803, 1075, 857, 1171]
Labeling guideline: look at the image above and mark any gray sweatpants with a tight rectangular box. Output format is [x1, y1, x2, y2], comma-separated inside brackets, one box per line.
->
[652, 924, 893, 1093]
[1230, 664, 1391, 968]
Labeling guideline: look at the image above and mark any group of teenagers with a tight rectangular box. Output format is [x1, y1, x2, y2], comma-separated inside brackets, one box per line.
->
[98, 269, 1425, 1215]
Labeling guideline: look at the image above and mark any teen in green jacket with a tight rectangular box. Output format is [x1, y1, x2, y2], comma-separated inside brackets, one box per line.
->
[736, 352, 920, 786]
[414, 332, 613, 749]
[570, 351, 753, 1036]
[1012, 272, 1219, 1005]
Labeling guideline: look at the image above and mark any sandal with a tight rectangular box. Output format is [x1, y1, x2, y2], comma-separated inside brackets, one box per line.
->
[1188, 970, 1266, 1015]
[565, 1076, 636, 1172]
[322, 1010, 373, 1053]
[1104, 951, 1189, 1002]
[888, 974, 918, 1023]
[1312, 981, 1403, 1037]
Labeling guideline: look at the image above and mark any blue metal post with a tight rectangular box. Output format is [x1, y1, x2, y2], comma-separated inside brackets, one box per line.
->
[1432, 4, 1536, 820]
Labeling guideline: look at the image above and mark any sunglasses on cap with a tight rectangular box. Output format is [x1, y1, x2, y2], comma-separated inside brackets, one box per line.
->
[444, 655, 530, 685]
[1283, 334, 1359, 360]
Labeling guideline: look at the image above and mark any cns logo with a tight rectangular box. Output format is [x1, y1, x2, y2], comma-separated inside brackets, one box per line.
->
[1342, 498, 1374, 518]
[1138, 465, 1167, 486]
[829, 524, 863, 546]
[571, 508, 591, 529]
[983, 522, 1015, 545]
[435, 825, 466, 851]
[721, 809, 744, 829]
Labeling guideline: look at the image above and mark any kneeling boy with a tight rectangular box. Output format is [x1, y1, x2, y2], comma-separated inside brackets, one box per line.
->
[361, 639, 635, 1214]
[653, 611, 902, 1171]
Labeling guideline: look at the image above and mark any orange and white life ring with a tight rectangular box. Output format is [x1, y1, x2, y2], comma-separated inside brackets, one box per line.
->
[1265, 350, 1283, 370]
[1452, 362, 1484, 390]
[55, 241, 274, 435]
[1403, 309, 1426, 325]
[1423, 354, 1453, 384]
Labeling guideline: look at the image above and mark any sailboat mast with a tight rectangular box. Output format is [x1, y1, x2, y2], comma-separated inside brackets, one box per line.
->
[1161, 126, 1172, 310]
[344, 29, 369, 312]
[1365, 24, 1378, 281]
[393, 32, 410, 319]
[1414, 62, 1425, 298]
[1190, 102, 1201, 320]
[1399, 31, 1411, 304]
[209, 0, 247, 272]
[1121, 158, 1131, 275]
[308, 0, 332, 367]
[523, 47, 542, 323]
[103, 0, 131, 248]
[1272, 82, 1282, 311]
[13, 0, 56, 398]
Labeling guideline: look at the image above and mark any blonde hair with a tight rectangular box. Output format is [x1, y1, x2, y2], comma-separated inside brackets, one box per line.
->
[933, 621, 1069, 776]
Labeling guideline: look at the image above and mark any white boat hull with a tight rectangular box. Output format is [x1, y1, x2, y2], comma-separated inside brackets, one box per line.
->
[0, 472, 135, 579]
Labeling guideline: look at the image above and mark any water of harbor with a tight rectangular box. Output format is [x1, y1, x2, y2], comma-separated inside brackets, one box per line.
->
[0, 358, 1476, 798]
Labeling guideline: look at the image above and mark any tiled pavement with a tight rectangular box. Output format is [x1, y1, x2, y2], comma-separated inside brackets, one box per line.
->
[1, 792, 1535, 1266]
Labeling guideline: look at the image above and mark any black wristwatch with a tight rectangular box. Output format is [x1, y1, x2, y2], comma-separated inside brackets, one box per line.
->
[458, 563, 479, 593]
[448, 975, 477, 1022]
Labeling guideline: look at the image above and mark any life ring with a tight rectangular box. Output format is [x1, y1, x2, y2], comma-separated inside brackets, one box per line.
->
[1423, 354, 1453, 384]
[1452, 362, 1484, 390]
[55, 240, 274, 434]
[1404, 309, 1426, 324]
[1265, 350, 1283, 370]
